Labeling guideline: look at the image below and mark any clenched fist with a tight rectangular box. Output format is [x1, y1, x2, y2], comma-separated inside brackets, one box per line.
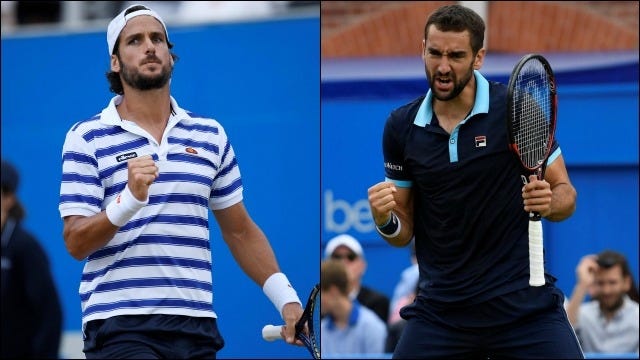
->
[367, 181, 397, 226]
[127, 155, 158, 201]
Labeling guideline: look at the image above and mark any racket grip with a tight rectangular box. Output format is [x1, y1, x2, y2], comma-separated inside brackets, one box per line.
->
[528, 219, 545, 286]
[262, 325, 284, 341]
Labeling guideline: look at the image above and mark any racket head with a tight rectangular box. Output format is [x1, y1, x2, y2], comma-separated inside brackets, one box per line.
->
[296, 283, 320, 359]
[506, 53, 557, 179]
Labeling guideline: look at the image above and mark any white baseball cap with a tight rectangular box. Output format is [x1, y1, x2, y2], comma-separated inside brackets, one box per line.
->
[324, 234, 364, 259]
[107, 4, 170, 55]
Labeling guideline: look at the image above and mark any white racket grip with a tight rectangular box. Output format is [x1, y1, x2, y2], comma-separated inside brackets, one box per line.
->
[528, 219, 545, 286]
[262, 325, 284, 341]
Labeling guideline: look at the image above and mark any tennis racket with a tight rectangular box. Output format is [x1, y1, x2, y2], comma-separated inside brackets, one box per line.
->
[506, 54, 557, 287]
[262, 283, 320, 359]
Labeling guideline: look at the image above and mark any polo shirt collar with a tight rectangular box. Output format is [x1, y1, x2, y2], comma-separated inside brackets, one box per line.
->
[414, 70, 490, 127]
[326, 301, 361, 330]
[598, 295, 633, 321]
[99, 95, 191, 126]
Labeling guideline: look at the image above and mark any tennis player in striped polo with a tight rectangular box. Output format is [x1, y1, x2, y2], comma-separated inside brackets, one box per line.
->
[58, 4, 303, 358]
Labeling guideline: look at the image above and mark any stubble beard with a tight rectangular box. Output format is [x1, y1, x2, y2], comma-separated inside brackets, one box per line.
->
[599, 294, 625, 314]
[120, 60, 173, 91]
[426, 61, 475, 101]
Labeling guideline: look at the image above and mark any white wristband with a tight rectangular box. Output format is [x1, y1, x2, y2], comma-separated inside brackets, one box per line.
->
[105, 185, 148, 227]
[262, 272, 301, 319]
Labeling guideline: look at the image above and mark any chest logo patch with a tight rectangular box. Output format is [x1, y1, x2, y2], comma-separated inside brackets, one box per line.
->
[116, 152, 137, 162]
[475, 136, 487, 148]
[185, 147, 198, 154]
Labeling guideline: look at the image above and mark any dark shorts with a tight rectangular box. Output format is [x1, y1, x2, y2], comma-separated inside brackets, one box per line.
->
[83, 314, 225, 359]
[393, 285, 584, 359]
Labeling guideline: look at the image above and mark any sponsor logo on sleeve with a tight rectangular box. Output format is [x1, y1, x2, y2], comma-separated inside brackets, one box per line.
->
[385, 162, 403, 171]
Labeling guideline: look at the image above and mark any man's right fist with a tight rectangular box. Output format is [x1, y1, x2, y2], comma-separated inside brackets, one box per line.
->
[127, 155, 158, 201]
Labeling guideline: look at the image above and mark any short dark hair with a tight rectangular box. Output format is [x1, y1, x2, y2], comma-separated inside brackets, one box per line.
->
[597, 250, 632, 278]
[321, 259, 349, 296]
[1, 160, 25, 222]
[597, 249, 639, 302]
[105, 5, 179, 95]
[424, 4, 485, 54]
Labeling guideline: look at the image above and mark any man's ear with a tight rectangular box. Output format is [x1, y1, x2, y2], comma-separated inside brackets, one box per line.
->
[623, 275, 632, 292]
[474, 48, 486, 70]
[111, 55, 120, 72]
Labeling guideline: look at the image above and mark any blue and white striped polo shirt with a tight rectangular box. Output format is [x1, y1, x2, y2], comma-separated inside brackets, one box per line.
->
[59, 95, 243, 331]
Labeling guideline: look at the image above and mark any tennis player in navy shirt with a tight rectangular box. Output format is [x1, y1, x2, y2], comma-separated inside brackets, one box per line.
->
[367, 4, 583, 359]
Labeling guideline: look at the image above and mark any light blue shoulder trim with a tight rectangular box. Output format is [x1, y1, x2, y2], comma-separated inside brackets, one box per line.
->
[385, 177, 412, 188]
[547, 147, 562, 165]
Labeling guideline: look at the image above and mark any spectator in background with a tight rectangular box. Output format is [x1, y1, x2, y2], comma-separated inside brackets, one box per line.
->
[120, 1, 287, 25]
[566, 250, 639, 353]
[385, 281, 418, 354]
[175, 1, 286, 23]
[324, 234, 390, 322]
[385, 240, 419, 353]
[1, 160, 63, 359]
[388, 239, 418, 322]
[1, 1, 17, 31]
[16, 1, 61, 25]
[320, 258, 387, 356]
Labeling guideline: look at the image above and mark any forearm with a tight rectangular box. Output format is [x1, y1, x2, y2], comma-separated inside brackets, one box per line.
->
[222, 220, 280, 286]
[378, 209, 414, 247]
[63, 213, 119, 260]
[545, 182, 577, 221]
[566, 282, 588, 326]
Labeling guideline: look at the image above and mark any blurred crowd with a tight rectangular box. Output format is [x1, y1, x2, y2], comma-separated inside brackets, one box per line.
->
[1, 1, 319, 33]
[321, 233, 639, 357]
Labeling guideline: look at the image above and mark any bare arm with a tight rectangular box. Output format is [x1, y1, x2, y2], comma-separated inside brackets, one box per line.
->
[63, 214, 119, 260]
[368, 182, 414, 247]
[566, 255, 597, 326]
[62, 155, 158, 260]
[213, 202, 302, 344]
[213, 202, 280, 285]
[523, 154, 576, 222]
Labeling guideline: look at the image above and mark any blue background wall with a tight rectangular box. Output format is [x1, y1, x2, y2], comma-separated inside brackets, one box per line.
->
[321, 52, 639, 306]
[1, 16, 319, 359]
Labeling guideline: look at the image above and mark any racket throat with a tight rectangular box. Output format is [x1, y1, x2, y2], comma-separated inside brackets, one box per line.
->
[529, 212, 542, 221]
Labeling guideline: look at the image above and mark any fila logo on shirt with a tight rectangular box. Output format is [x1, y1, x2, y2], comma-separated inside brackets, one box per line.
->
[475, 136, 487, 148]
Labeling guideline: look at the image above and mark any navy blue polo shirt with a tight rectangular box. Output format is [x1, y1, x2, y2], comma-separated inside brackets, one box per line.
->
[383, 71, 561, 305]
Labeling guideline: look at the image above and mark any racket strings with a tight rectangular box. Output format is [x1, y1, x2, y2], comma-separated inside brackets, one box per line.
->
[511, 61, 553, 169]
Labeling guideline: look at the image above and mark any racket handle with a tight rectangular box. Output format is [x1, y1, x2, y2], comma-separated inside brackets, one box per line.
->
[262, 325, 284, 341]
[528, 219, 545, 286]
